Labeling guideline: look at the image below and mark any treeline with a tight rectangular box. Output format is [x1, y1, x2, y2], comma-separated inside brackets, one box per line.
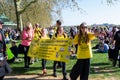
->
[0, 0, 80, 30]
[0, 0, 118, 30]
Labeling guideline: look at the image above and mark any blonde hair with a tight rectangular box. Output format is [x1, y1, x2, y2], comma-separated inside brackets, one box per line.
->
[25, 22, 33, 30]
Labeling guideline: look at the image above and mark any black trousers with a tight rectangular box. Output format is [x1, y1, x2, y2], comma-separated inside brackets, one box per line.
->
[23, 45, 30, 67]
[42, 59, 47, 70]
[113, 47, 120, 67]
[7, 57, 15, 63]
[70, 59, 90, 80]
[53, 61, 67, 76]
[0, 75, 4, 80]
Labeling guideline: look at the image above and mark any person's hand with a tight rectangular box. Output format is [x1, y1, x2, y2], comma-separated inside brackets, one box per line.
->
[69, 36, 73, 39]
[51, 36, 56, 40]
[0, 61, 4, 66]
[4, 56, 8, 60]
[0, 33, 2, 41]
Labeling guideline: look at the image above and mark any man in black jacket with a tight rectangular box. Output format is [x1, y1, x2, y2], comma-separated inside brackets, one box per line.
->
[113, 28, 120, 67]
[0, 19, 12, 80]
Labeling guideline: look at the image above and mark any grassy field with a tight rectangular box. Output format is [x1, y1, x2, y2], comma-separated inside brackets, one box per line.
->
[5, 40, 120, 80]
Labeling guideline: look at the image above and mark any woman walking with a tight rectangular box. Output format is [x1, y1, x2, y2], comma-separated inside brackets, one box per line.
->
[21, 22, 34, 69]
[53, 26, 68, 80]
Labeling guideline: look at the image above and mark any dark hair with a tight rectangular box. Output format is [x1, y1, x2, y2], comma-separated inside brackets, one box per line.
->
[56, 20, 62, 25]
[35, 23, 39, 27]
[78, 22, 89, 45]
[55, 26, 67, 38]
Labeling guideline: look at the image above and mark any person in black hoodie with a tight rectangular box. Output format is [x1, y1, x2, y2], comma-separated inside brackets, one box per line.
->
[113, 28, 120, 67]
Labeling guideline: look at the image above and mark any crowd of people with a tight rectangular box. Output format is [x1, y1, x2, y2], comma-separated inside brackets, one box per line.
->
[1, 19, 120, 80]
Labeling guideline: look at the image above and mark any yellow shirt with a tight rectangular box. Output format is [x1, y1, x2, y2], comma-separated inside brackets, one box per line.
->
[41, 36, 50, 39]
[52, 33, 67, 39]
[34, 28, 41, 40]
[73, 33, 95, 59]
[53, 26, 58, 34]
[54, 27, 57, 31]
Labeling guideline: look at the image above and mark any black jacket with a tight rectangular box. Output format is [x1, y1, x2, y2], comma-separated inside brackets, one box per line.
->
[0, 29, 7, 56]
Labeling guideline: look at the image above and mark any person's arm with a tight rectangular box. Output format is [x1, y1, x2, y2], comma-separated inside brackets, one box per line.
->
[3, 38, 8, 60]
[22, 30, 31, 40]
[112, 31, 117, 46]
[113, 40, 116, 45]
[73, 34, 78, 45]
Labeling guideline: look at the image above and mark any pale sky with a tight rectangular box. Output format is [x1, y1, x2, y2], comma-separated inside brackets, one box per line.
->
[61, 0, 120, 26]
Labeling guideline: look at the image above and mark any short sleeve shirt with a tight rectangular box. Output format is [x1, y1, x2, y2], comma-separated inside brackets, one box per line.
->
[73, 33, 95, 59]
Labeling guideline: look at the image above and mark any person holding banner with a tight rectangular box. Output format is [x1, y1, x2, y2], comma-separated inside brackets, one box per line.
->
[33, 23, 41, 39]
[40, 28, 50, 75]
[54, 20, 63, 68]
[70, 22, 99, 80]
[54, 20, 62, 32]
[52, 26, 68, 80]
[21, 22, 34, 69]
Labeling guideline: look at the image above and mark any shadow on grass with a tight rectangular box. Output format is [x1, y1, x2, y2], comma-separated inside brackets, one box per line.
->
[70, 56, 77, 60]
[91, 62, 110, 66]
[90, 62, 120, 74]
[6, 68, 63, 80]
[11, 65, 57, 75]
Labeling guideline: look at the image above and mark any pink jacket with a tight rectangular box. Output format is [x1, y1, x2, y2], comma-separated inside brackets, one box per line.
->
[21, 30, 34, 46]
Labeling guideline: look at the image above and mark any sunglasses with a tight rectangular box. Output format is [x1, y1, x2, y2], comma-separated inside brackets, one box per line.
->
[81, 26, 87, 29]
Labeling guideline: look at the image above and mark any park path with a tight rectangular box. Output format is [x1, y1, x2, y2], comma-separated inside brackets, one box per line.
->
[5, 74, 63, 80]
[4, 74, 68, 80]
[5, 74, 118, 80]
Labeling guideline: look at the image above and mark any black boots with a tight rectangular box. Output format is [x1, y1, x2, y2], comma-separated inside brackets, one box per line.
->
[53, 72, 57, 77]
[63, 75, 68, 80]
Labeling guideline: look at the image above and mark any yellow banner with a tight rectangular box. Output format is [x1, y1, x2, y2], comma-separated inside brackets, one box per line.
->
[28, 38, 72, 62]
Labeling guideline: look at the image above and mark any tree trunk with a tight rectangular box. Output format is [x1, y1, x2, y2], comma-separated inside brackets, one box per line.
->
[13, 0, 20, 31]
[20, 14, 23, 31]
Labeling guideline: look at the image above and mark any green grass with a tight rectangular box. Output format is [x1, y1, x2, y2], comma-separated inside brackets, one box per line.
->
[6, 40, 120, 79]
[90, 53, 120, 79]
[9, 55, 77, 75]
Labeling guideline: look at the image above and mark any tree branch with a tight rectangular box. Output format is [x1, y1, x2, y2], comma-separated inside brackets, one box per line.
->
[18, 0, 38, 14]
